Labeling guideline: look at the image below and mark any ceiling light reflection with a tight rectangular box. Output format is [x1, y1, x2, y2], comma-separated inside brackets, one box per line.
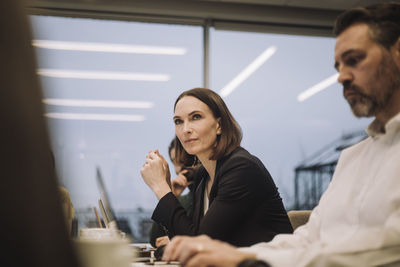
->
[44, 113, 145, 122]
[297, 73, 339, 102]
[219, 46, 277, 98]
[43, 98, 154, 109]
[37, 69, 170, 81]
[32, 40, 187, 55]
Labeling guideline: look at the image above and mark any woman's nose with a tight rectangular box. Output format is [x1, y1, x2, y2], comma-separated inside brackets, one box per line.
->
[183, 121, 192, 134]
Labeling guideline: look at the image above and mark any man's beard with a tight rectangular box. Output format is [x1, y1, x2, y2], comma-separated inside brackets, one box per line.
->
[345, 85, 377, 117]
[344, 52, 400, 118]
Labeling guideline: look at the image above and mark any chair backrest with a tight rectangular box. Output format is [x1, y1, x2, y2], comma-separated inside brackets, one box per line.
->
[0, 1, 80, 266]
[287, 210, 312, 231]
[59, 186, 75, 234]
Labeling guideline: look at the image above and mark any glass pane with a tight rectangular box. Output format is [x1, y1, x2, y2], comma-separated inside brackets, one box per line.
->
[30, 15, 202, 242]
[210, 29, 372, 209]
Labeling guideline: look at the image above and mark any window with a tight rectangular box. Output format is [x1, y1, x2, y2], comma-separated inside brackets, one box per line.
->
[31, 15, 372, 242]
[209, 29, 372, 208]
[31, 15, 202, 241]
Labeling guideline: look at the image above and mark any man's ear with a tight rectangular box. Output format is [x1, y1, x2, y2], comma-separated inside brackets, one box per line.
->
[393, 37, 400, 67]
[216, 118, 222, 135]
[393, 36, 400, 55]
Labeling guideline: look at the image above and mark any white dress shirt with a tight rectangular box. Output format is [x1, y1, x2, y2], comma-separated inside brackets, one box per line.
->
[241, 112, 400, 267]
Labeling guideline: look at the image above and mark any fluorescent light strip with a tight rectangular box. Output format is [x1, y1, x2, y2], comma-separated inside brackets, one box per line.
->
[297, 73, 339, 102]
[219, 46, 277, 98]
[37, 69, 169, 81]
[43, 98, 154, 109]
[45, 113, 145, 122]
[32, 40, 187, 55]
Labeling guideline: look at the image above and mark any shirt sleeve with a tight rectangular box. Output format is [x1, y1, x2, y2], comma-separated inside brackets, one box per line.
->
[240, 202, 400, 267]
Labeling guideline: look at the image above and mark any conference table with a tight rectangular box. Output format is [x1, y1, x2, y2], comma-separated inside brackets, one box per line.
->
[131, 262, 180, 267]
[130, 244, 180, 267]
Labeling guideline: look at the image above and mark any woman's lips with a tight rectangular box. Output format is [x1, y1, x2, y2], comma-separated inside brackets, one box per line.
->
[184, 138, 197, 143]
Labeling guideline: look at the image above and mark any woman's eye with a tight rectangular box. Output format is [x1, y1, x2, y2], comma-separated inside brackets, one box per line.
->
[192, 114, 201, 120]
[174, 119, 182, 125]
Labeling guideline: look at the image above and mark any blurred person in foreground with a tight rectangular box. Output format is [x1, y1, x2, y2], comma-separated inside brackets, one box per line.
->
[162, 3, 400, 267]
[149, 138, 196, 248]
[141, 88, 292, 247]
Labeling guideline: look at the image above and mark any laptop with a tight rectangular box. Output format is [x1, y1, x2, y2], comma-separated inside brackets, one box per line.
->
[96, 166, 120, 231]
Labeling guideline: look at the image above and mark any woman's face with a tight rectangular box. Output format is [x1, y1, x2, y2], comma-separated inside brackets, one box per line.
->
[173, 96, 221, 160]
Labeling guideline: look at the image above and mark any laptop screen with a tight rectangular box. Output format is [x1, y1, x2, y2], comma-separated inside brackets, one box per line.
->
[96, 166, 119, 229]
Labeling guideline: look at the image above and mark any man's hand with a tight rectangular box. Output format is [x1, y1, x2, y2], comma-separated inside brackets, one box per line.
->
[163, 235, 255, 267]
[171, 169, 193, 196]
[156, 236, 170, 247]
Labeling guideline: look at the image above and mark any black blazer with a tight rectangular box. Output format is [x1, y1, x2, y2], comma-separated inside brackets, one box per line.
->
[152, 147, 293, 247]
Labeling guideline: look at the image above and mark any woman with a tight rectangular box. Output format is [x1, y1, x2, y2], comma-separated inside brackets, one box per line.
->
[141, 88, 292, 247]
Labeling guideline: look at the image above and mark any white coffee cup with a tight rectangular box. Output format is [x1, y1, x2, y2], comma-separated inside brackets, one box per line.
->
[74, 228, 133, 267]
[79, 228, 119, 240]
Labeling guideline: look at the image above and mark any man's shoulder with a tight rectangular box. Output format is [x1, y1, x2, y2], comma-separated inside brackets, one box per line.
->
[341, 135, 371, 154]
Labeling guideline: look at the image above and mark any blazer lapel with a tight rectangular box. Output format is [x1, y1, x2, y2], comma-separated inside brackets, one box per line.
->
[192, 175, 206, 231]
[208, 147, 241, 205]
[208, 156, 224, 205]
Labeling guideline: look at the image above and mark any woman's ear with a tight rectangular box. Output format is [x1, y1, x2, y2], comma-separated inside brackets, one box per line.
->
[216, 118, 222, 135]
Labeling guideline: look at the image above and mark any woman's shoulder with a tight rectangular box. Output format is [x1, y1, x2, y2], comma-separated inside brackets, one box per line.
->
[219, 146, 262, 167]
[216, 147, 269, 179]
[215, 147, 276, 198]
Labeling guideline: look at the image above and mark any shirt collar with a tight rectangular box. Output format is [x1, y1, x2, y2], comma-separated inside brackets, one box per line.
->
[366, 112, 400, 137]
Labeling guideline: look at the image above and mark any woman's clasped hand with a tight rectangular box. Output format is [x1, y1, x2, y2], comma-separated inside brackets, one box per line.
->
[140, 150, 172, 199]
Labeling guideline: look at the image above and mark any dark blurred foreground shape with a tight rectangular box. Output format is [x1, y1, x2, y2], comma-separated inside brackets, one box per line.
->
[0, 1, 80, 266]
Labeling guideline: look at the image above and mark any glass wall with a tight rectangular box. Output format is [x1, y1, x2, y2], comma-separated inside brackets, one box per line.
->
[209, 29, 372, 208]
[30, 15, 372, 242]
[31, 15, 202, 241]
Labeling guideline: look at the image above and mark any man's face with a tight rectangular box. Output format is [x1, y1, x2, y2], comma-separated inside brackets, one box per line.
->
[334, 23, 400, 118]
